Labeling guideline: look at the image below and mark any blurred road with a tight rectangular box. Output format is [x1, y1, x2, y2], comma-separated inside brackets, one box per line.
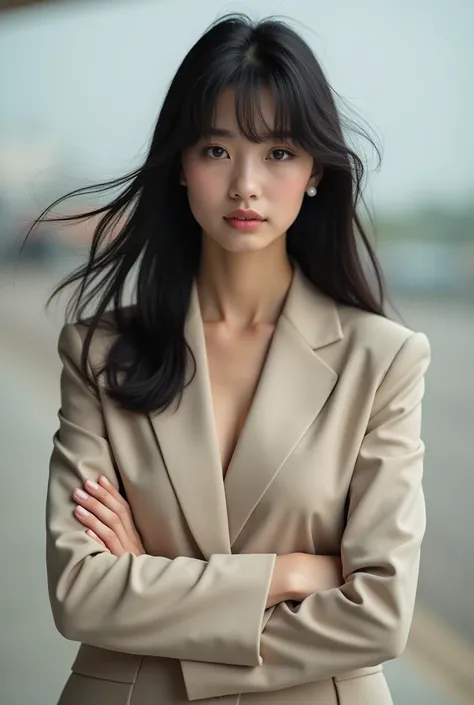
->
[387, 294, 474, 644]
[0, 262, 472, 705]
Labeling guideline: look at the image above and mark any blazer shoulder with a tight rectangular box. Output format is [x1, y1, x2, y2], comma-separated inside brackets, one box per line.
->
[336, 302, 430, 371]
[58, 305, 135, 373]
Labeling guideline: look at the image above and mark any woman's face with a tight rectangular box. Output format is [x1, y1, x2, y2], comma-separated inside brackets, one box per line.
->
[181, 87, 321, 254]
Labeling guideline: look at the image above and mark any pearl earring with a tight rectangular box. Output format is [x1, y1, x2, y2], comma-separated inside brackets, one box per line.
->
[306, 186, 317, 197]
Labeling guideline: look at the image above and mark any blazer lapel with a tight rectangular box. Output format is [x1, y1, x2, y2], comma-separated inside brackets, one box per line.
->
[148, 284, 231, 559]
[224, 265, 343, 546]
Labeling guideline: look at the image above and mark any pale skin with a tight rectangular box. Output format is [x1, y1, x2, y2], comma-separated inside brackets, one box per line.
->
[72, 86, 343, 608]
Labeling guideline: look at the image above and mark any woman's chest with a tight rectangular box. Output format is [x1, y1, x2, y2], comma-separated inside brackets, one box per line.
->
[203, 323, 275, 478]
[99, 313, 380, 558]
[101, 383, 365, 558]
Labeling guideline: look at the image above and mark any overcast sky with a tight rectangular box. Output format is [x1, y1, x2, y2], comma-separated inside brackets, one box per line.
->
[0, 0, 473, 213]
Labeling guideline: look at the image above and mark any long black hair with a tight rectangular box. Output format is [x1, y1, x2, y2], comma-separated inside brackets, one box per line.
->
[27, 13, 386, 414]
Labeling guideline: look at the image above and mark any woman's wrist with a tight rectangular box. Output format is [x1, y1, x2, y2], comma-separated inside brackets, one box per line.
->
[284, 552, 344, 603]
[267, 553, 343, 608]
[285, 553, 306, 601]
[266, 554, 297, 607]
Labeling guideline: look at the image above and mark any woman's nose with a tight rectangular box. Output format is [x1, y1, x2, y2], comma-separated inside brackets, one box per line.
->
[228, 162, 262, 200]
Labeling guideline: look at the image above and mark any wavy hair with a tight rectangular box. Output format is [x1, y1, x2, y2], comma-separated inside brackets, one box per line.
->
[27, 13, 386, 414]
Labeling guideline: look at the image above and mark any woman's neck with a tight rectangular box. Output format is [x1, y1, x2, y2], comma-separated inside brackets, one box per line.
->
[196, 248, 294, 330]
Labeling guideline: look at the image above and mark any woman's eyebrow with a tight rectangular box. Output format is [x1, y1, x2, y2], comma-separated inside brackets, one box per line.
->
[207, 127, 235, 138]
[206, 127, 295, 141]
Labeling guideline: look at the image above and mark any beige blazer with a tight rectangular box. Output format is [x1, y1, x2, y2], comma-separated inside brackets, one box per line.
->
[46, 264, 431, 705]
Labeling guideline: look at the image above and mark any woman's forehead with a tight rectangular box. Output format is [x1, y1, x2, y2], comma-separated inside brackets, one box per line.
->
[213, 86, 274, 120]
[207, 85, 292, 141]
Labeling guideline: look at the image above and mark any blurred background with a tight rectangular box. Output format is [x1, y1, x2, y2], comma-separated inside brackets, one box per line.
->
[0, 1, 472, 704]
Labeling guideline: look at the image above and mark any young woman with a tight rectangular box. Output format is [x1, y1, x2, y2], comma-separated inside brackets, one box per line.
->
[41, 13, 431, 705]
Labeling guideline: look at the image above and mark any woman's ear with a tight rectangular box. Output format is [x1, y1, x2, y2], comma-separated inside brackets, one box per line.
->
[179, 158, 187, 186]
[310, 163, 324, 189]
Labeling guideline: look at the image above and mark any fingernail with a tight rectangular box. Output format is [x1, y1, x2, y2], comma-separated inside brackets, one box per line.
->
[75, 489, 88, 500]
[85, 479, 99, 491]
[100, 476, 110, 485]
[75, 505, 89, 516]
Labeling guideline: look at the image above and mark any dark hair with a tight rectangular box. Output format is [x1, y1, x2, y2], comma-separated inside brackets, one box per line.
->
[28, 13, 386, 414]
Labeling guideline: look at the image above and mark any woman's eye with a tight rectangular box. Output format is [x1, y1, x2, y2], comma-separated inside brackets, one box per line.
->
[201, 145, 295, 161]
[269, 148, 295, 161]
[204, 146, 228, 159]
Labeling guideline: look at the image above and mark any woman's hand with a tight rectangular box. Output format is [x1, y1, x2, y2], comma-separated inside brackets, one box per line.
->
[72, 475, 145, 557]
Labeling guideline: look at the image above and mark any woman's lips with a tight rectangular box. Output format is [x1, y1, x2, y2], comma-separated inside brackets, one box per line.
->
[224, 217, 267, 231]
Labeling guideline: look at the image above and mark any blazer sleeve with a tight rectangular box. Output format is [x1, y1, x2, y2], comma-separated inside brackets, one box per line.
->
[46, 323, 276, 666]
[181, 331, 431, 700]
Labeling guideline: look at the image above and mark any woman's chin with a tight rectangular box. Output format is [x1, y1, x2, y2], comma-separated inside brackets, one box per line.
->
[204, 229, 279, 254]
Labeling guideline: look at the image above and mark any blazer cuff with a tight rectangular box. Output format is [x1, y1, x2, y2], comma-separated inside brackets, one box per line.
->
[180, 553, 275, 684]
[181, 608, 276, 701]
[182, 658, 257, 701]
